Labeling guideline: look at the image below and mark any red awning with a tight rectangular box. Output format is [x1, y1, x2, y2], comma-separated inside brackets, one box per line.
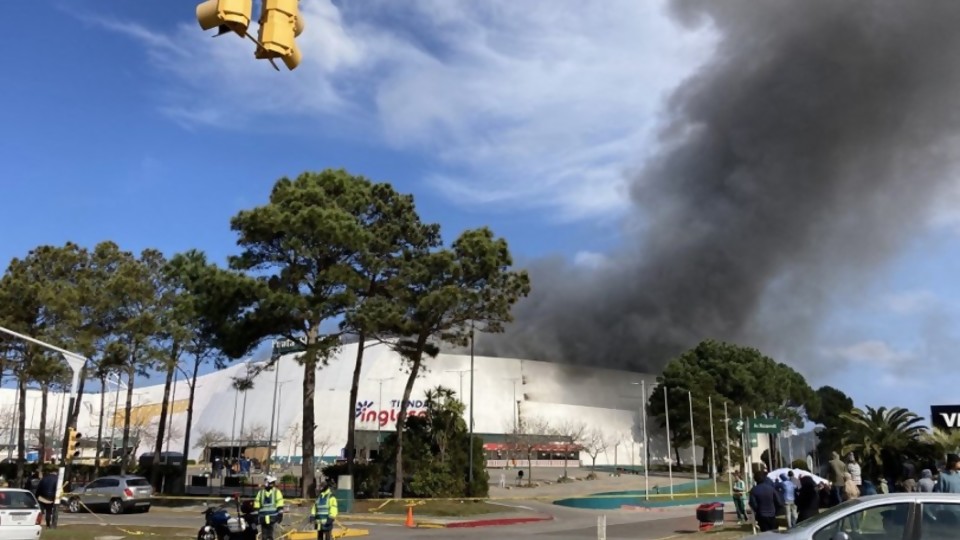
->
[483, 442, 581, 452]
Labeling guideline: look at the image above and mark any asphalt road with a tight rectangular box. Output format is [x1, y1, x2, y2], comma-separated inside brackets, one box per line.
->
[56, 503, 710, 540]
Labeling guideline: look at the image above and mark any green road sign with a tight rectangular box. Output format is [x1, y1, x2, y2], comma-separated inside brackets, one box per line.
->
[749, 433, 758, 447]
[749, 418, 782, 434]
[731, 419, 745, 433]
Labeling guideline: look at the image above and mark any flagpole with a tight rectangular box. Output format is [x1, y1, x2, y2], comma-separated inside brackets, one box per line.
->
[641, 380, 649, 500]
[664, 386, 674, 499]
[689, 391, 698, 498]
[724, 401, 732, 497]
[709, 395, 717, 495]
[740, 406, 749, 486]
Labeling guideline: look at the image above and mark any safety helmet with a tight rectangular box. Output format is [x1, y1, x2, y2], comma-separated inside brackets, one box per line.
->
[265, 475, 277, 485]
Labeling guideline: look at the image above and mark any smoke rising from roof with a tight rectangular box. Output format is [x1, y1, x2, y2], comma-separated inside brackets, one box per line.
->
[479, 0, 960, 373]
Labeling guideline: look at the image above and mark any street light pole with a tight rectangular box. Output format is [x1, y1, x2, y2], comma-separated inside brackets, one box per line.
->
[370, 377, 394, 451]
[266, 358, 281, 474]
[0, 325, 85, 516]
[110, 374, 124, 464]
[444, 370, 469, 400]
[468, 321, 476, 491]
[164, 369, 177, 461]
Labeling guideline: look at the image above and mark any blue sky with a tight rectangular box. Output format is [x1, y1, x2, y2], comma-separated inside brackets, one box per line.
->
[3, 0, 960, 421]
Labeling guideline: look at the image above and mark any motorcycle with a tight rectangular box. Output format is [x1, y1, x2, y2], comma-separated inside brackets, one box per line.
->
[197, 496, 259, 540]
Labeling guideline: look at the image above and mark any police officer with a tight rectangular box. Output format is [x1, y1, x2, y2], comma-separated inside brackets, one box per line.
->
[309, 479, 339, 540]
[253, 475, 285, 540]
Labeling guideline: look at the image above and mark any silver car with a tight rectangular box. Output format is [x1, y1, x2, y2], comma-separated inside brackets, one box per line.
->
[65, 475, 153, 515]
[755, 492, 960, 540]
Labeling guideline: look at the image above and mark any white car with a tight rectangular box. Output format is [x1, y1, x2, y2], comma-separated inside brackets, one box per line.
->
[754, 492, 960, 540]
[0, 489, 42, 539]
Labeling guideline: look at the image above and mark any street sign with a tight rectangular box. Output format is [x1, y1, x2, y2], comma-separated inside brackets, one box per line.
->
[749, 433, 758, 447]
[731, 419, 745, 433]
[749, 418, 782, 434]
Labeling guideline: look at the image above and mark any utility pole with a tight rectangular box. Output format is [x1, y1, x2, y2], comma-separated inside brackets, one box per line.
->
[0, 325, 85, 523]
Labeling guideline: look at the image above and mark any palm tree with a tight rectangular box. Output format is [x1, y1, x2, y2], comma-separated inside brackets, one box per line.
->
[924, 428, 960, 461]
[840, 406, 926, 480]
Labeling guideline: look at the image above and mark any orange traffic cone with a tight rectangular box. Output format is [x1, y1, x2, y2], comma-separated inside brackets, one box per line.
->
[405, 505, 415, 528]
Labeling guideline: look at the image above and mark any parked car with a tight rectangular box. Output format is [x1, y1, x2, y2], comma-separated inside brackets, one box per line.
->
[754, 492, 960, 539]
[65, 475, 153, 515]
[0, 489, 42, 539]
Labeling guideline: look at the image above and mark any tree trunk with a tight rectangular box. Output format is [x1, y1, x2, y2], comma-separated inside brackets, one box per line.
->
[301, 326, 319, 499]
[94, 373, 106, 477]
[38, 383, 48, 464]
[393, 335, 427, 499]
[181, 357, 201, 494]
[346, 333, 366, 488]
[674, 443, 682, 468]
[15, 376, 26, 486]
[151, 358, 176, 490]
[120, 364, 136, 475]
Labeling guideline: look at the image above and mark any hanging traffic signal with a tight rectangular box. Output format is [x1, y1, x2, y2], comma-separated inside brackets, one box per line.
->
[255, 0, 305, 70]
[197, 0, 253, 37]
[66, 428, 82, 461]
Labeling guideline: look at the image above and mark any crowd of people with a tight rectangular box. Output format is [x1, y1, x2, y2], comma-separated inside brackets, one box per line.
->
[731, 451, 960, 532]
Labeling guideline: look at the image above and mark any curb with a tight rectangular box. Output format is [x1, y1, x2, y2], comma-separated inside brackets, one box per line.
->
[445, 516, 554, 528]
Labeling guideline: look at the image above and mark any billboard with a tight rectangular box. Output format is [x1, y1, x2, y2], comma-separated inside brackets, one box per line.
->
[930, 405, 960, 430]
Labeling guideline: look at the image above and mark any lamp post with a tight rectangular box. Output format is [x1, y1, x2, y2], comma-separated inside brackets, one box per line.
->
[267, 377, 293, 472]
[370, 377, 394, 450]
[468, 321, 476, 491]
[109, 374, 127, 464]
[444, 369, 470, 400]
[266, 358, 282, 474]
[631, 380, 650, 499]
[164, 369, 178, 462]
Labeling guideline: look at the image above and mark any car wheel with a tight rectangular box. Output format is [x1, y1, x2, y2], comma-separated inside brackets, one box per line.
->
[68, 497, 81, 513]
[108, 498, 123, 515]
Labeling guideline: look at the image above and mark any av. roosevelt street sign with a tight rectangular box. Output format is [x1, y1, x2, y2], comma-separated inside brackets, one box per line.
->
[749, 418, 782, 434]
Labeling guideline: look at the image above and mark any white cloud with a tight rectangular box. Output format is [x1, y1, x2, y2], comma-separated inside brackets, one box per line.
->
[83, 0, 716, 221]
[883, 290, 938, 315]
[823, 340, 914, 366]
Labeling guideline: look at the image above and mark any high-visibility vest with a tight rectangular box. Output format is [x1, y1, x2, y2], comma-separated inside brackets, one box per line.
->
[312, 490, 339, 529]
[315, 494, 331, 521]
[255, 488, 284, 521]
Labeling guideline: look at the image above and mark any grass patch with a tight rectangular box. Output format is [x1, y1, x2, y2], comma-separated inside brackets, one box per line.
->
[352, 499, 512, 517]
[44, 525, 196, 539]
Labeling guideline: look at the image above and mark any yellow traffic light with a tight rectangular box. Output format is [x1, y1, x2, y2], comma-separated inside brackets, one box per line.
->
[255, 0, 305, 70]
[66, 428, 81, 461]
[197, 0, 253, 37]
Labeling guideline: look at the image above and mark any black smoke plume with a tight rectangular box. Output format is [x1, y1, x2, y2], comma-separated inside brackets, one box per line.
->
[479, 0, 960, 373]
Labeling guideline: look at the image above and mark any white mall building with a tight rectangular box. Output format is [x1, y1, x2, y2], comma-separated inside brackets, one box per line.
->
[0, 340, 803, 470]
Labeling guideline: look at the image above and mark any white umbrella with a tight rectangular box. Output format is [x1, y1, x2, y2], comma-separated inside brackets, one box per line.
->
[767, 467, 829, 485]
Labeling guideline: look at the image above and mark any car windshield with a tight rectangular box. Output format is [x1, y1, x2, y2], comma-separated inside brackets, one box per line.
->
[791, 498, 863, 530]
[126, 479, 150, 487]
[0, 491, 39, 509]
